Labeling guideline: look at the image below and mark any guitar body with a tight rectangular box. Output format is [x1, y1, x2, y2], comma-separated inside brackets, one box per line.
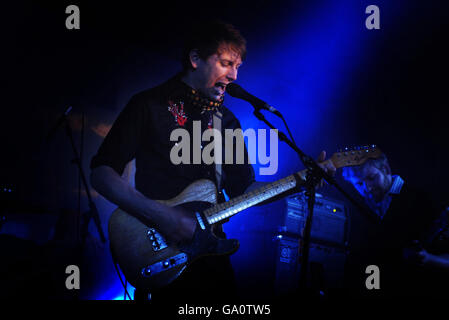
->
[108, 179, 239, 291]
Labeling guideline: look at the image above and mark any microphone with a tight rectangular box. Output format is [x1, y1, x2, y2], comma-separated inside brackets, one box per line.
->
[226, 83, 281, 116]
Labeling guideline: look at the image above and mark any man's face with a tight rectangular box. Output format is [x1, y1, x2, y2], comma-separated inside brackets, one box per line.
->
[350, 164, 392, 203]
[191, 46, 242, 101]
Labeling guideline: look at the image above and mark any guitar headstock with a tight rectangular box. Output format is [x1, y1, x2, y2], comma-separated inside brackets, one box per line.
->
[331, 145, 383, 169]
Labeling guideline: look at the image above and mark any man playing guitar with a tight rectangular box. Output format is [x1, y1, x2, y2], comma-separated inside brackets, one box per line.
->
[90, 20, 336, 302]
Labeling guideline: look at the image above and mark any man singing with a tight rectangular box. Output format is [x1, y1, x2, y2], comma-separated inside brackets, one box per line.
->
[90, 20, 335, 302]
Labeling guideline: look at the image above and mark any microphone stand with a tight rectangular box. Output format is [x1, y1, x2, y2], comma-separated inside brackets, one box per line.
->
[48, 107, 106, 248]
[251, 108, 378, 293]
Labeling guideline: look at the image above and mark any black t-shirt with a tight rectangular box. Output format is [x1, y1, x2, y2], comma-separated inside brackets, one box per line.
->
[90, 74, 255, 201]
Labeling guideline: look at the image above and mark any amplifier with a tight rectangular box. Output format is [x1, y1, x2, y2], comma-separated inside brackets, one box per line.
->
[274, 235, 347, 296]
[227, 193, 348, 299]
[280, 192, 348, 247]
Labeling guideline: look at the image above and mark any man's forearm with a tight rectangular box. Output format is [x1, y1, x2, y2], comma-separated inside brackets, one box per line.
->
[90, 165, 173, 228]
[428, 253, 449, 271]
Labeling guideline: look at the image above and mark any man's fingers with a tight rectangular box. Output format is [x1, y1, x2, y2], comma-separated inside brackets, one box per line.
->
[317, 150, 326, 162]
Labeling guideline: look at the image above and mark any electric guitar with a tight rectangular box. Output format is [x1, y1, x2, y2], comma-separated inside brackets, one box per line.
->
[108, 146, 382, 291]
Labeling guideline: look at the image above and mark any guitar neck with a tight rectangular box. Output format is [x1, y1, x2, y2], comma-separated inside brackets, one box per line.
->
[204, 168, 308, 225]
[203, 146, 383, 225]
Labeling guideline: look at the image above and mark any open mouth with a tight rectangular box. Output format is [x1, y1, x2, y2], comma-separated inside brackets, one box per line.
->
[214, 82, 226, 91]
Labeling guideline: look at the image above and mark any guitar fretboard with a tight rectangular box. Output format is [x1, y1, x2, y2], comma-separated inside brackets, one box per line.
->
[204, 171, 307, 225]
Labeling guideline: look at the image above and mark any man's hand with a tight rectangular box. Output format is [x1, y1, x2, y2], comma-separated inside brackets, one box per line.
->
[316, 150, 337, 188]
[403, 240, 449, 271]
[403, 240, 432, 267]
[160, 206, 197, 245]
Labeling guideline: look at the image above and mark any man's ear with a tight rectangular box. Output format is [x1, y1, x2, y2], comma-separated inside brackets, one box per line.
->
[189, 49, 201, 69]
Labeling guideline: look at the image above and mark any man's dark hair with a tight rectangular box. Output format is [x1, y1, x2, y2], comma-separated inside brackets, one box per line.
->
[181, 20, 247, 70]
[342, 152, 390, 182]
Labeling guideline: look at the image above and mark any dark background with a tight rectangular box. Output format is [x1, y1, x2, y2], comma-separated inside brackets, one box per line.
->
[2, 0, 448, 300]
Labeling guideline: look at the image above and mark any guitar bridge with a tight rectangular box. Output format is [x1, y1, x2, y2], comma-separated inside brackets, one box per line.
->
[147, 228, 168, 252]
[141, 252, 188, 277]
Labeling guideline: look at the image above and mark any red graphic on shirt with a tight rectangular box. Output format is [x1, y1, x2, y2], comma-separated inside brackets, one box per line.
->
[168, 100, 188, 126]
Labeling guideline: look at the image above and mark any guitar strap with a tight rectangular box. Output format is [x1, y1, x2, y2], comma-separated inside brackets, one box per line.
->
[212, 110, 230, 232]
[212, 110, 223, 193]
[212, 109, 232, 233]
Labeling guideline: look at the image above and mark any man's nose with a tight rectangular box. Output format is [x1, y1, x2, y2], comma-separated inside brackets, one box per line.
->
[227, 67, 238, 82]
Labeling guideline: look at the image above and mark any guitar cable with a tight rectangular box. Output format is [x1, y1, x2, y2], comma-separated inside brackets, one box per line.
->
[111, 248, 133, 300]
[123, 279, 127, 300]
